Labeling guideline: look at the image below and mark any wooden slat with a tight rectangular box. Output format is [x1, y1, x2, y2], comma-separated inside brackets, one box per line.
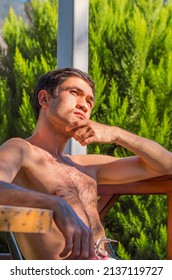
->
[0, 205, 53, 233]
[98, 177, 172, 196]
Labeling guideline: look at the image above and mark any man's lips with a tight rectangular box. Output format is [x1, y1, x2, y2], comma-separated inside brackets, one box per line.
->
[74, 112, 85, 119]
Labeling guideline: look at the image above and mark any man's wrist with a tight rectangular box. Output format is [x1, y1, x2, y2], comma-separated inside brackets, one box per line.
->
[110, 126, 121, 143]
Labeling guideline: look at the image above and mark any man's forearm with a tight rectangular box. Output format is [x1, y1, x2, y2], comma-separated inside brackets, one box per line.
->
[67, 120, 172, 173]
[66, 119, 172, 173]
[0, 180, 55, 210]
[0, 180, 95, 259]
[112, 126, 172, 173]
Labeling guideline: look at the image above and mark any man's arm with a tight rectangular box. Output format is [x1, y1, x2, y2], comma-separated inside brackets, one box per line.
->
[66, 120, 172, 184]
[0, 180, 94, 259]
[0, 138, 95, 259]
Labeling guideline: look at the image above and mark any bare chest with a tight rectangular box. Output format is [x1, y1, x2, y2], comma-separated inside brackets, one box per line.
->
[14, 157, 98, 208]
[50, 161, 97, 207]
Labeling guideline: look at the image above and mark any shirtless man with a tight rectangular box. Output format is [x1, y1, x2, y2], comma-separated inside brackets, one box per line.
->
[0, 68, 171, 260]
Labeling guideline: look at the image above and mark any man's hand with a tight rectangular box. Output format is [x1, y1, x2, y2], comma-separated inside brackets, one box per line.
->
[66, 120, 114, 146]
[51, 196, 95, 260]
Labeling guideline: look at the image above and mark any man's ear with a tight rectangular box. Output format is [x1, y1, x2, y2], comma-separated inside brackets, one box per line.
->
[38, 90, 50, 109]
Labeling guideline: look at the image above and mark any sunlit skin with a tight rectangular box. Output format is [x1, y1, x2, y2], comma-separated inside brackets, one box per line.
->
[0, 76, 171, 260]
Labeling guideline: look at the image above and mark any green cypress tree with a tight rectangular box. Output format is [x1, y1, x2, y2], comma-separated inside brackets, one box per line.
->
[0, 78, 10, 144]
[88, 0, 172, 259]
[0, 0, 58, 139]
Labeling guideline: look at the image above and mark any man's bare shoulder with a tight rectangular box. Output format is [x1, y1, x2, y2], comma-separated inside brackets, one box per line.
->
[1, 138, 51, 164]
[1, 137, 28, 149]
[0, 137, 31, 152]
[0, 138, 35, 182]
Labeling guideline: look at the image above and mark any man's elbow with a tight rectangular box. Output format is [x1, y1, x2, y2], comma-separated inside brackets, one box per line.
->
[160, 155, 172, 175]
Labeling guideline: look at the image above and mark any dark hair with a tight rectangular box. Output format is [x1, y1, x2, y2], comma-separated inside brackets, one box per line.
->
[33, 68, 95, 119]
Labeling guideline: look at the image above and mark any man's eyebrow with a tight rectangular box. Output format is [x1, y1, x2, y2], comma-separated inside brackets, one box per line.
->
[61, 85, 95, 102]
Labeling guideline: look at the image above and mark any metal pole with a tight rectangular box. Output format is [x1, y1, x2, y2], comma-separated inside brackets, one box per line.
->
[57, 0, 89, 155]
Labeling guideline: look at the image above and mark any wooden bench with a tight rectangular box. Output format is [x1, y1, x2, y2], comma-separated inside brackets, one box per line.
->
[0, 206, 53, 259]
[98, 174, 172, 259]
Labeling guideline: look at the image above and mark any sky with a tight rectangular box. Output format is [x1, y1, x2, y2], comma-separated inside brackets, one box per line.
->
[0, 0, 26, 28]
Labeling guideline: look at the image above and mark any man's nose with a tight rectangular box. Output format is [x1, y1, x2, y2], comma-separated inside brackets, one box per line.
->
[76, 101, 88, 112]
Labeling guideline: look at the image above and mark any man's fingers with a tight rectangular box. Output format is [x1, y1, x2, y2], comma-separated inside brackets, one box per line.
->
[80, 230, 95, 259]
[65, 121, 86, 132]
[66, 120, 109, 145]
[59, 231, 73, 258]
[64, 228, 94, 260]
[53, 194, 94, 260]
[64, 232, 81, 260]
[73, 128, 93, 141]
[58, 218, 94, 259]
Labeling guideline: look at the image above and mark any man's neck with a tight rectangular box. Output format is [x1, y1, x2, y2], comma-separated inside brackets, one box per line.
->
[26, 124, 70, 157]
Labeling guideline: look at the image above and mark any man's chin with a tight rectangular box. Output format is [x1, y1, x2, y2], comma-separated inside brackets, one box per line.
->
[74, 113, 85, 120]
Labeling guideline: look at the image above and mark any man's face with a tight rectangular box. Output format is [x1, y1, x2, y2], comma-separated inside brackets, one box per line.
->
[47, 77, 94, 128]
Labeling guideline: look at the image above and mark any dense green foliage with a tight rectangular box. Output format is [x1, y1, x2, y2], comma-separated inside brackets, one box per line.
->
[0, 0, 172, 259]
[89, 0, 172, 155]
[0, 0, 25, 27]
[0, 0, 58, 142]
[88, 0, 172, 260]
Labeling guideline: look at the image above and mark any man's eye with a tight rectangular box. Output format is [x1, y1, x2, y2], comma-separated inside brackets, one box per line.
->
[70, 90, 78, 95]
[87, 100, 93, 108]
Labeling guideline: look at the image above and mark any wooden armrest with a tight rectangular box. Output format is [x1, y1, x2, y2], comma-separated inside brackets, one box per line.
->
[98, 175, 172, 196]
[0, 205, 53, 233]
